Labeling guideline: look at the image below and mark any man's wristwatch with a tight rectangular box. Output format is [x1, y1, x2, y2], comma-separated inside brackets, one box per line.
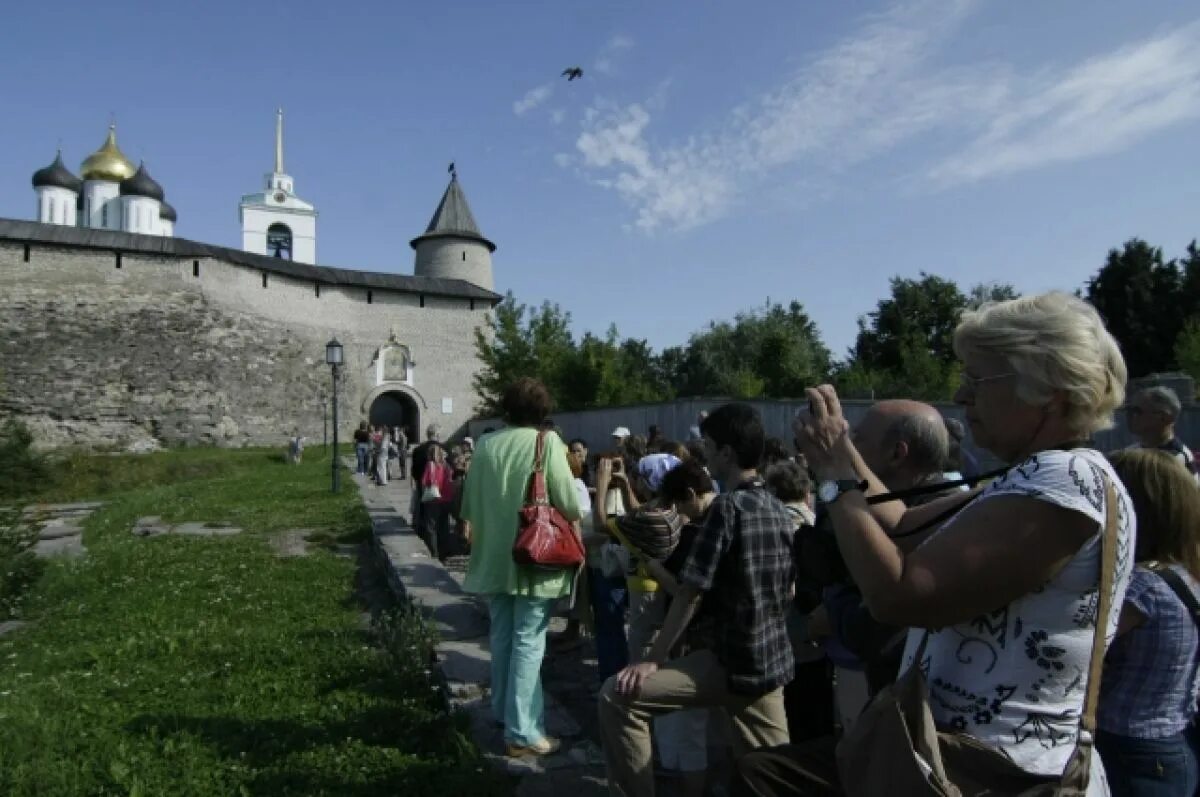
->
[817, 478, 867, 505]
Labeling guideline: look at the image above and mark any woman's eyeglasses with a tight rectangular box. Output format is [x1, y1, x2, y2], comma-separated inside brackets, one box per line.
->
[959, 372, 1017, 391]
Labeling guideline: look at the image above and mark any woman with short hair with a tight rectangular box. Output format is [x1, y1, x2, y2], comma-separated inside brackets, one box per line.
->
[1099, 449, 1200, 796]
[459, 378, 581, 758]
[768, 292, 1134, 795]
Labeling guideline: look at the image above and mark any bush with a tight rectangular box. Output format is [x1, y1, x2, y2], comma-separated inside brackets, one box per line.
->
[0, 420, 52, 500]
[0, 506, 43, 620]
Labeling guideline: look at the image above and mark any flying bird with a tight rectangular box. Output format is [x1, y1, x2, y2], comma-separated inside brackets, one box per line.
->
[561, 66, 583, 81]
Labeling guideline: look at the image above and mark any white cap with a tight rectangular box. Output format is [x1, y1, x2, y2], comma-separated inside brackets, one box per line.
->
[611, 426, 631, 438]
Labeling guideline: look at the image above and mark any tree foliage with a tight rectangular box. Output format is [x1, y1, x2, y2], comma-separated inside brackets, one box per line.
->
[1085, 239, 1190, 378]
[835, 277, 1018, 401]
[472, 294, 672, 414]
[664, 302, 832, 399]
[470, 232, 1200, 414]
[473, 296, 831, 412]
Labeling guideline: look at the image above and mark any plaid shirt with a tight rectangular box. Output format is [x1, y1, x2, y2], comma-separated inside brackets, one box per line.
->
[1099, 565, 1200, 738]
[680, 478, 796, 695]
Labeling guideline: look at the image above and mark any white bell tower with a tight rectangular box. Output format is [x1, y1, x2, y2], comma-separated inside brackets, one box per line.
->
[239, 109, 317, 264]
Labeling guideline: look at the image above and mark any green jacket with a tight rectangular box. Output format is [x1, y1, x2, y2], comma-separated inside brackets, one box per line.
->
[460, 427, 582, 597]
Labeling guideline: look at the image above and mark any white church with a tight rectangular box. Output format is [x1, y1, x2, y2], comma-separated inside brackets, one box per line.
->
[29, 110, 495, 290]
[32, 127, 176, 236]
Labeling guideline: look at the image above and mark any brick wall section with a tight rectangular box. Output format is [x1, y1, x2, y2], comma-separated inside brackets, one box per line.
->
[0, 240, 491, 450]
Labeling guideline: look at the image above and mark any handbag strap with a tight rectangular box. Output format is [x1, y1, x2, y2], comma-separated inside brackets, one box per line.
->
[1079, 475, 1120, 737]
[525, 430, 550, 506]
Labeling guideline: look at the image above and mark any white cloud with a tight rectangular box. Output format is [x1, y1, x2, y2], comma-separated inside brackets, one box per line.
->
[930, 21, 1200, 185]
[594, 34, 635, 75]
[570, 1, 983, 231]
[564, 2, 1200, 232]
[513, 83, 554, 116]
[575, 102, 736, 231]
[550, 108, 566, 125]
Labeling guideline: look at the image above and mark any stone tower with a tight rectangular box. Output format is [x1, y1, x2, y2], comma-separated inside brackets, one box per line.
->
[410, 170, 495, 291]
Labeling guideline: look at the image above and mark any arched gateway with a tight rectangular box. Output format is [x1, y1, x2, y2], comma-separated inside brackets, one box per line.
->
[361, 383, 425, 446]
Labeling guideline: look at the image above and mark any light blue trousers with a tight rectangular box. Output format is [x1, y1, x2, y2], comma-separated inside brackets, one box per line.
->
[488, 594, 554, 746]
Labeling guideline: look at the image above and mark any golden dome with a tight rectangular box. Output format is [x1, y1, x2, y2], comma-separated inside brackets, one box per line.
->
[80, 126, 135, 182]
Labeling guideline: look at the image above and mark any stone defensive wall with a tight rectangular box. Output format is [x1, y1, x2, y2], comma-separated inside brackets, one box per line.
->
[0, 219, 500, 451]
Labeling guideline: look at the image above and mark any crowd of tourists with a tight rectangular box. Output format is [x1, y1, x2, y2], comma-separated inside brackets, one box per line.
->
[353, 419, 475, 561]
[396, 291, 1200, 797]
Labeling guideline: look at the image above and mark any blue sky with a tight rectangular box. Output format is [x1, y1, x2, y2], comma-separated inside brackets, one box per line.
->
[4, 1, 1200, 357]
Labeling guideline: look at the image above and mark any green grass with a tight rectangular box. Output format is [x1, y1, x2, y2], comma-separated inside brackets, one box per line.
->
[0, 447, 512, 796]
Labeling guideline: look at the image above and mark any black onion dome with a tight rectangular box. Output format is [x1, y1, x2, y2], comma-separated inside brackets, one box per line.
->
[159, 200, 177, 222]
[32, 151, 82, 193]
[119, 163, 165, 201]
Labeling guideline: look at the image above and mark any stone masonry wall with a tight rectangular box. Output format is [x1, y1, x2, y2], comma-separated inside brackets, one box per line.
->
[0, 240, 491, 450]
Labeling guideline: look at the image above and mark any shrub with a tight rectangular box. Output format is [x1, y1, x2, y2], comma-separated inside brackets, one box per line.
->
[0, 420, 52, 500]
[0, 506, 43, 620]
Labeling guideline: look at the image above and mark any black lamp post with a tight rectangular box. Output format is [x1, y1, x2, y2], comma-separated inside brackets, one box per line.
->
[325, 338, 343, 493]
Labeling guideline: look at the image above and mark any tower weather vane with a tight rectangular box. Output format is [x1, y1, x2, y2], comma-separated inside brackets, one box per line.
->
[448, 162, 457, 178]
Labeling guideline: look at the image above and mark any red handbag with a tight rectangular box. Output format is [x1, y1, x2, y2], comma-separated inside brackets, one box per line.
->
[512, 430, 586, 569]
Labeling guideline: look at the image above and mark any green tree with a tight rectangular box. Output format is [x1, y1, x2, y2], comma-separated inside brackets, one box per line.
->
[966, 282, 1020, 309]
[472, 293, 574, 415]
[473, 294, 673, 413]
[1085, 239, 1184, 377]
[842, 273, 967, 400]
[1174, 317, 1200, 389]
[668, 301, 831, 398]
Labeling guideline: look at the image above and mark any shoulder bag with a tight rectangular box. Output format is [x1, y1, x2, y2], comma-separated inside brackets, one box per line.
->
[836, 477, 1119, 796]
[512, 430, 585, 569]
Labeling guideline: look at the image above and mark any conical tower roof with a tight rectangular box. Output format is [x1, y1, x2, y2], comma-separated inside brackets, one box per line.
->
[409, 174, 495, 252]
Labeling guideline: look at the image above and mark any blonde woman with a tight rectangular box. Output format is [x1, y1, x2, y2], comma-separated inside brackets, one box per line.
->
[765, 293, 1134, 795]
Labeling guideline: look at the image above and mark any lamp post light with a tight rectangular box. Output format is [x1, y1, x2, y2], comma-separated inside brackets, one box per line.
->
[325, 338, 344, 493]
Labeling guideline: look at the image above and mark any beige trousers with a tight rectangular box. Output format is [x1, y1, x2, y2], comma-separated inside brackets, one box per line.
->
[598, 649, 789, 797]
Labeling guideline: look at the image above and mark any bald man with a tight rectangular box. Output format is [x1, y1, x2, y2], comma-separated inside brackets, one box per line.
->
[808, 401, 952, 728]
[849, 399, 950, 494]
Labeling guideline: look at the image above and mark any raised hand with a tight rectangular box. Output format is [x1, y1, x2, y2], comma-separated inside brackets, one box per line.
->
[793, 385, 854, 477]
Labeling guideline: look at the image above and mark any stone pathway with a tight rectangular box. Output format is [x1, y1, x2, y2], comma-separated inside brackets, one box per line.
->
[350, 461, 741, 795]
[347, 462, 611, 794]
[269, 529, 312, 558]
[131, 517, 243, 538]
[23, 501, 103, 559]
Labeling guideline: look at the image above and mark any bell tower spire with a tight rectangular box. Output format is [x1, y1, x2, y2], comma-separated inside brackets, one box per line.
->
[275, 107, 284, 174]
[240, 108, 317, 264]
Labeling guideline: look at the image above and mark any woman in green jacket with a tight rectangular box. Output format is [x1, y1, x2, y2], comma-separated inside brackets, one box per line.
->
[459, 378, 582, 758]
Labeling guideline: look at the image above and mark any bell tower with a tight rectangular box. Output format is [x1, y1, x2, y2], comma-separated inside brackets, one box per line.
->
[239, 109, 317, 263]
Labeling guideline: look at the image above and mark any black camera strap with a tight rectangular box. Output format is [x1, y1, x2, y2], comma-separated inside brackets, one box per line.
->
[863, 467, 1007, 507]
[871, 440, 1093, 540]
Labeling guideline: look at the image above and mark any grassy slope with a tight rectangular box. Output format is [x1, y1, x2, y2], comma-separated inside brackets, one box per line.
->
[0, 448, 510, 796]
